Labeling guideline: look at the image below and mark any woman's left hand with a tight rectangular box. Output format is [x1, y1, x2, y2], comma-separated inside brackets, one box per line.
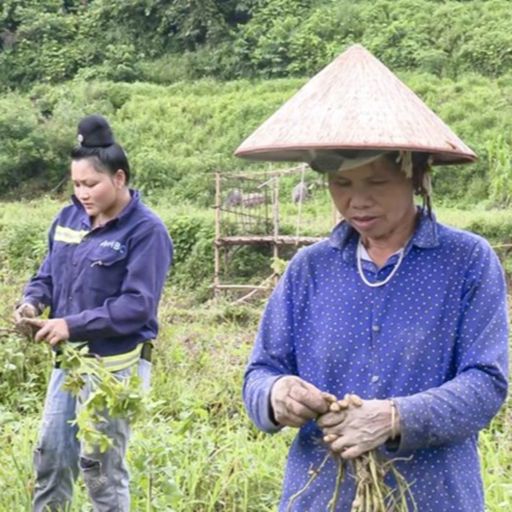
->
[23, 318, 70, 346]
[318, 399, 396, 459]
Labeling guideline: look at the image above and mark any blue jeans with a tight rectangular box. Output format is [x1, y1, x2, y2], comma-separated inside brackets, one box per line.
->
[32, 359, 151, 512]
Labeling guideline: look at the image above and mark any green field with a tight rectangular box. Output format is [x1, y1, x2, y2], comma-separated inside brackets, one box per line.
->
[0, 199, 510, 511]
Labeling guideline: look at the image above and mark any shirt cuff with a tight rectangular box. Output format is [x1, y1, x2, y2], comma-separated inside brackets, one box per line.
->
[22, 297, 45, 315]
[251, 375, 285, 433]
[64, 314, 86, 341]
[390, 393, 432, 455]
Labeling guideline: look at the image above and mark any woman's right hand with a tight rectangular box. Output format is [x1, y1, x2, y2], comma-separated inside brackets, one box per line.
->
[270, 376, 329, 428]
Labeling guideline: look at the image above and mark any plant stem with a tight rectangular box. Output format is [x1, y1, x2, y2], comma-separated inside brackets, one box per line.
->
[327, 455, 345, 511]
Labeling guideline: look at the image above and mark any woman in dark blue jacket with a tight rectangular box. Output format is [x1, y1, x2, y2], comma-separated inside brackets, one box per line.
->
[14, 114, 173, 512]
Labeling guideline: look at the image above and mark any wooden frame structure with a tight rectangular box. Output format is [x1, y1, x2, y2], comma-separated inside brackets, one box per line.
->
[213, 166, 331, 301]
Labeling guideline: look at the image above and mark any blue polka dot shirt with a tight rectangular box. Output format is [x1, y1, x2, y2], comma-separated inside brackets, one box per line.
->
[243, 209, 509, 512]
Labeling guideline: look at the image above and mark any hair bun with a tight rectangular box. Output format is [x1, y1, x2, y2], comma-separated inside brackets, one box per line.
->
[77, 114, 115, 148]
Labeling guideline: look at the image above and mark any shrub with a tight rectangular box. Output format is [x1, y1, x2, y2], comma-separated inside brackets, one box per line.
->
[487, 135, 512, 207]
[0, 217, 49, 274]
[164, 213, 216, 290]
[2, 68, 512, 206]
[0, 96, 51, 190]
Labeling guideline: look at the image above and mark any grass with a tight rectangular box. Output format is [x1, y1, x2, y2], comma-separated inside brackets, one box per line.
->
[0, 198, 509, 510]
[0, 296, 291, 511]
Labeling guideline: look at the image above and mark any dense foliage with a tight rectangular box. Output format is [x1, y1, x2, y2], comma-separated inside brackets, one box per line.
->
[0, 73, 510, 205]
[2, 0, 512, 88]
[0, 1, 511, 204]
[0, 0, 256, 87]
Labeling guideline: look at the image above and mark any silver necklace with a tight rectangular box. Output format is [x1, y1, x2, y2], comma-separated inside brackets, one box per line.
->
[356, 240, 405, 288]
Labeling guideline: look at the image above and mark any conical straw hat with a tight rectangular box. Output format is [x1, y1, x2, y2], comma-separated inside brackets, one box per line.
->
[235, 44, 476, 166]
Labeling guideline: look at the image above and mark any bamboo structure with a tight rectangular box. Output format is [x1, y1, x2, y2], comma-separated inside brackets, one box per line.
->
[214, 172, 222, 299]
[213, 166, 328, 300]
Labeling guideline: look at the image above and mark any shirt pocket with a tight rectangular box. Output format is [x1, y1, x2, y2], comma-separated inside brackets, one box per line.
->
[86, 249, 128, 297]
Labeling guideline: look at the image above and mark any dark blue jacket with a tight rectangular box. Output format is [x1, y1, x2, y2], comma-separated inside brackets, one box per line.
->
[23, 190, 173, 357]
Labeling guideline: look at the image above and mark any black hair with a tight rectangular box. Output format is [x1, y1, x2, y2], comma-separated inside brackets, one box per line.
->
[70, 114, 130, 184]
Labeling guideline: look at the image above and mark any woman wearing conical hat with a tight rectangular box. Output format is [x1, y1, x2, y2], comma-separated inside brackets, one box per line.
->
[240, 46, 508, 512]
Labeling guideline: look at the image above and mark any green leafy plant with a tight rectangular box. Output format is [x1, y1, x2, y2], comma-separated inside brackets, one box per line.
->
[58, 346, 146, 453]
[487, 135, 512, 207]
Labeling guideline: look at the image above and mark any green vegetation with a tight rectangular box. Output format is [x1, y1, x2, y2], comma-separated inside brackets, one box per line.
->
[0, 199, 510, 510]
[0, 73, 511, 205]
[0, 0, 512, 204]
[1, 0, 511, 509]
[2, 0, 512, 88]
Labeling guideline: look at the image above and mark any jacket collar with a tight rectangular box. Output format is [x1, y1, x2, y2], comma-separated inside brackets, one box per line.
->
[72, 189, 140, 229]
[328, 207, 440, 261]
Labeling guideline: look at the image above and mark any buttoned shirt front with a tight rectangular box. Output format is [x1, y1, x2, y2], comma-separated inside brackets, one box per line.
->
[243, 209, 508, 511]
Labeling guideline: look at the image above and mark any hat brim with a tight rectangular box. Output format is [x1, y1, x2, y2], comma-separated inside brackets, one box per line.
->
[235, 145, 476, 168]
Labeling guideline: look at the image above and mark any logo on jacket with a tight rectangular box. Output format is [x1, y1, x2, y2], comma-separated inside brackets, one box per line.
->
[100, 240, 126, 255]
